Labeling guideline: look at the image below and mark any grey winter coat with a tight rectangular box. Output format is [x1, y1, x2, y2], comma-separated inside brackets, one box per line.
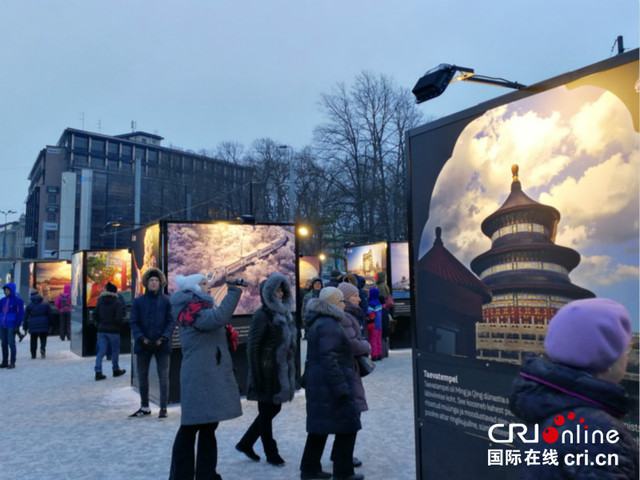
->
[342, 301, 370, 412]
[246, 273, 297, 404]
[170, 285, 242, 425]
[303, 298, 361, 435]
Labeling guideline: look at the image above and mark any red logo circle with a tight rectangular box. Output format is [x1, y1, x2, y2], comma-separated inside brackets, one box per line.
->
[554, 415, 565, 426]
[542, 426, 559, 444]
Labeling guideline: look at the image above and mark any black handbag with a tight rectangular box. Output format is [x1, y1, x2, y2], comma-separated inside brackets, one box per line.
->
[356, 355, 375, 377]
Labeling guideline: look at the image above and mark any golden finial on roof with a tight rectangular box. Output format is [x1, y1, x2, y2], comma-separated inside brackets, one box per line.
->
[511, 164, 519, 182]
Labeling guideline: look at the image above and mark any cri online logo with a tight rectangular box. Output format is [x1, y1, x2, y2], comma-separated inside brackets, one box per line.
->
[488, 411, 620, 445]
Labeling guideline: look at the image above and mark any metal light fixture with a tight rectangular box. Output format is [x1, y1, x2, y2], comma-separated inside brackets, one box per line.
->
[412, 64, 526, 104]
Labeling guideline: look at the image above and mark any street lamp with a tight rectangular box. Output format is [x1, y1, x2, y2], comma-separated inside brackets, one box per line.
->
[412, 64, 526, 104]
[279, 145, 295, 222]
[0, 210, 17, 258]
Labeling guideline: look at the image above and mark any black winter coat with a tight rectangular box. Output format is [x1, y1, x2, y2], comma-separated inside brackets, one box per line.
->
[246, 273, 297, 404]
[94, 291, 124, 334]
[130, 289, 174, 354]
[24, 294, 52, 334]
[303, 298, 361, 435]
[510, 355, 638, 479]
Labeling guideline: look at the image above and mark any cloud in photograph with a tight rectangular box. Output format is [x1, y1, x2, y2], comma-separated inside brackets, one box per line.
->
[419, 82, 638, 318]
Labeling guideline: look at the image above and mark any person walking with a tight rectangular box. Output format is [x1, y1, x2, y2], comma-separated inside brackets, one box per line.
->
[510, 298, 638, 479]
[93, 282, 126, 380]
[55, 284, 72, 341]
[0, 282, 25, 369]
[23, 288, 52, 360]
[236, 272, 297, 467]
[168, 274, 245, 480]
[335, 282, 370, 470]
[129, 268, 174, 418]
[299, 287, 363, 480]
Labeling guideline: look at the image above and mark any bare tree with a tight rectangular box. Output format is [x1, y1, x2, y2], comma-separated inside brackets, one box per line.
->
[313, 71, 423, 243]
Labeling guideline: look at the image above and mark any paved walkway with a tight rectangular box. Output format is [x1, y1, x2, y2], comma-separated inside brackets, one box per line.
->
[0, 337, 415, 480]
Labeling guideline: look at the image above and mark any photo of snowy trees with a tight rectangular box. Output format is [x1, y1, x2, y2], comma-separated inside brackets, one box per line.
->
[166, 223, 296, 315]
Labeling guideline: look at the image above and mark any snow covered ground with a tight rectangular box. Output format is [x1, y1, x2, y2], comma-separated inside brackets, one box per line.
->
[0, 337, 415, 480]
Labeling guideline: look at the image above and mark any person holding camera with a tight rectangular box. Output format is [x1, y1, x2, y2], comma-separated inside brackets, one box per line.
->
[129, 268, 175, 419]
[168, 274, 246, 480]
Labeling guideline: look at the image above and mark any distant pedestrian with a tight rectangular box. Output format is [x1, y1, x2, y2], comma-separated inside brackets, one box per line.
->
[336, 282, 370, 470]
[93, 282, 126, 380]
[129, 268, 174, 419]
[302, 277, 323, 324]
[236, 272, 297, 467]
[375, 272, 392, 358]
[24, 288, 52, 359]
[168, 274, 245, 480]
[0, 282, 24, 369]
[55, 284, 72, 341]
[326, 270, 343, 287]
[300, 287, 362, 480]
[366, 287, 383, 361]
[510, 298, 639, 479]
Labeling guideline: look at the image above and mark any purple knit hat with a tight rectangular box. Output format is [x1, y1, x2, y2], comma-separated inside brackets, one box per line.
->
[544, 298, 632, 373]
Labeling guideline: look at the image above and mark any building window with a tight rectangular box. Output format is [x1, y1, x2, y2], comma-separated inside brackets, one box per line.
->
[48, 194, 57, 204]
[46, 231, 56, 240]
[47, 212, 56, 222]
[91, 138, 105, 155]
[73, 135, 88, 152]
[107, 142, 119, 158]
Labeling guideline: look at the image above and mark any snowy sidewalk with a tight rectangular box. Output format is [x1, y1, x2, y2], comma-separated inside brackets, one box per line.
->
[0, 337, 415, 480]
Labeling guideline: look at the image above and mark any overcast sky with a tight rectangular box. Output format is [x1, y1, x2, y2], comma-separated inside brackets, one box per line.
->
[1, 0, 638, 219]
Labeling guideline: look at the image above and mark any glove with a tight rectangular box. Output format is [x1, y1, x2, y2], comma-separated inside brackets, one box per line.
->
[155, 336, 169, 347]
[226, 277, 248, 287]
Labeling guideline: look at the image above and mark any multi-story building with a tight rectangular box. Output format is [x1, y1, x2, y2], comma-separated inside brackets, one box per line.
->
[24, 128, 254, 259]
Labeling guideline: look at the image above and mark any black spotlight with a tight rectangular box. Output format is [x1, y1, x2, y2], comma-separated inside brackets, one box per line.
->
[412, 64, 458, 103]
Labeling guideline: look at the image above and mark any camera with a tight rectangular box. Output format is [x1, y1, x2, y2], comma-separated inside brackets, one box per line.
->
[226, 277, 248, 287]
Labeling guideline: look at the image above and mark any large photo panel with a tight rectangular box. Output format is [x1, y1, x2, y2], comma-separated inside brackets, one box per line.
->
[409, 50, 639, 479]
[345, 242, 387, 290]
[166, 222, 296, 315]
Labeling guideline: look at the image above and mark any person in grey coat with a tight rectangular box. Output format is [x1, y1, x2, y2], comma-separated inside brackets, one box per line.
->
[236, 272, 297, 467]
[168, 273, 244, 480]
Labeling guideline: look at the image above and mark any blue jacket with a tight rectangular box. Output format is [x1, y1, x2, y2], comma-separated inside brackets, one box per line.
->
[0, 283, 24, 328]
[24, 293, 52, 334]
[130, 289, 174, 354]
[510, 355, 638, 479]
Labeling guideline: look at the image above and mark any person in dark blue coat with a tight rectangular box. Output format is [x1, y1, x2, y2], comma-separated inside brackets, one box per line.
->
[300, 287, 362, 480]
[510, 298, 638, 479]
[129, 268, 175, 419]
[24, 288, 52, 359]
[0, 282, 25, 368]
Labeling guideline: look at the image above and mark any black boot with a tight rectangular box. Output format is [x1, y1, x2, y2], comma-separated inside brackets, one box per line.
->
[113, 369, 126, 377]
[95, 372, 107, 381]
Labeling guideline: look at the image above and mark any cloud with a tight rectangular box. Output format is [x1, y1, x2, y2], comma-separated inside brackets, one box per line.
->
[571, 255, 640, 287]
[541, 151, 639, 248]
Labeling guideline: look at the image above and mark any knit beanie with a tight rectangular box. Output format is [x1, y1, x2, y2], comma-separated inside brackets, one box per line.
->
[544, 298, 632, 373]
[337, 282, 359, 302]
[105, 282, 117, 293]
[319, 286, 343, 306]
[175, 274, 206, 292]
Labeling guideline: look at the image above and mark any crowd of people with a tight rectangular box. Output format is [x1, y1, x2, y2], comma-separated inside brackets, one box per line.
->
[1, 267, 637, 480]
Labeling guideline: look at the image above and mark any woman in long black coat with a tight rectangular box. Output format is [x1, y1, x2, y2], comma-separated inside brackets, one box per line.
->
[299, 287, 362, 480]
[236, 272, 297, 467]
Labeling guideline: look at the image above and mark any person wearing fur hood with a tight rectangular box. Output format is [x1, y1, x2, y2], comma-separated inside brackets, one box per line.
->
[168, 273, 244, 480]
[129, 268, 174, 418]
[300, 287, 362, 480]
[236, 272, 297, 468]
